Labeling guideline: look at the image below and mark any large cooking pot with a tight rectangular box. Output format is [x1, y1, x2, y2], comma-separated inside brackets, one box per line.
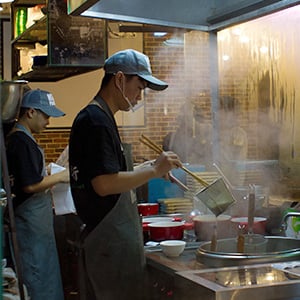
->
[1, 80, 28, 123]
[148, 221, 185, 241]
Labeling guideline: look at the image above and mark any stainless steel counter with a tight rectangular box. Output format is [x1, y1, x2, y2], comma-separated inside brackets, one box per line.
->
[146, 246, 300, 300]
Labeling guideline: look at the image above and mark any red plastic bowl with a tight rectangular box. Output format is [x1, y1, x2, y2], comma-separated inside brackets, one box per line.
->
[148, 221, 184, 241]
[231, 217, 267, 235]
[138, 203, 159, 216]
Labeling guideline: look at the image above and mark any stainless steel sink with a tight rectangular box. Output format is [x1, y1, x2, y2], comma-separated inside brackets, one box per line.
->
[196, 236, 300, 267]
[175, 262, 300, 300]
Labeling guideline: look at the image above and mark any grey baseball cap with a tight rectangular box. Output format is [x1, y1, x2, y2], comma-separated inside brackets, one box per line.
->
[104, 49, 168, 91]
[21, 89, 65, 117]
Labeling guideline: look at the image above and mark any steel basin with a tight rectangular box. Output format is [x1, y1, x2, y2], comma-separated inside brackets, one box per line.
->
[196, 236, 300, 267]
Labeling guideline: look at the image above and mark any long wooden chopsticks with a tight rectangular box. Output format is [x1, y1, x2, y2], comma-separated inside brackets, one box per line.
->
[139, 134, 209, 187]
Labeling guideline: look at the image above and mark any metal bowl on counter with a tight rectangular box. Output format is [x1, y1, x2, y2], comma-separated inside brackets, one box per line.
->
[196, 236, 300, 267]
[1, 80, 28, 123]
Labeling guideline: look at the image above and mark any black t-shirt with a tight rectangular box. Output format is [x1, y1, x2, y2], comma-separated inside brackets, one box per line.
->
[69, 101, 126, 232]
[6, 131, 44, 208]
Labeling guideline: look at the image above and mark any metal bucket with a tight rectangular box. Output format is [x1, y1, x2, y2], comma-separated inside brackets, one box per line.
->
[1, 80, 28, 123]
[194, 177, 236, 216]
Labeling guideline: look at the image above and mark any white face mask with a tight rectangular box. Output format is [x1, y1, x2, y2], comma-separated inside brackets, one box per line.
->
[121, 89, 135, 112]
[118, 76, 136, 113]
[131, 101, 144, 112]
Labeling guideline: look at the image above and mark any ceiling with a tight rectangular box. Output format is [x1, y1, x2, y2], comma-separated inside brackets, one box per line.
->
[71, 0, 300, 31]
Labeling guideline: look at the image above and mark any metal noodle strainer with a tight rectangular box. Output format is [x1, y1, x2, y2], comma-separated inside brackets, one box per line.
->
[139, 134, 236, 216]
[194, 177, 236, 216]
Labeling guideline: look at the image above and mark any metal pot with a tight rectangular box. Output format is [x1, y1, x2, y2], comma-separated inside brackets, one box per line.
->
[1, 80, 28, 123]
[148, 221, 185, 241]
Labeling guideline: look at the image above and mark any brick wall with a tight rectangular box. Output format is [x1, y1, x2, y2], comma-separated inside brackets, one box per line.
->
[35, 130, 70, 164]
[35, 30, 213, 165]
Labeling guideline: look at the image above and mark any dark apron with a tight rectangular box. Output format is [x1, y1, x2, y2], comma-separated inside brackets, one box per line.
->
[15, 191, 65, 300]
[78, 100, 147, 299]
[79, 190, 147, 300]
[13, 127, 64, 300]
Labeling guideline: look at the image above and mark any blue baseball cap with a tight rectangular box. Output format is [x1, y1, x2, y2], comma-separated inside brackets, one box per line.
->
[104, 49, 168, 91]
[21, 89, 65, 117]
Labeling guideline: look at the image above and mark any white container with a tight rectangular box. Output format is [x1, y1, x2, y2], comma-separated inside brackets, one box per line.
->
[193, 214, 232, 241]
[160, 240, 186, 257]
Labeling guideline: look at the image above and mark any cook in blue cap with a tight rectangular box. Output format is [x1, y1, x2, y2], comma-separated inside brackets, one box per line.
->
[21, 89, 65, 117]
[104, 49, 168, 91]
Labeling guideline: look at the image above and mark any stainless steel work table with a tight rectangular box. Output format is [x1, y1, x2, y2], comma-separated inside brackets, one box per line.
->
[145, 245, 300, 300]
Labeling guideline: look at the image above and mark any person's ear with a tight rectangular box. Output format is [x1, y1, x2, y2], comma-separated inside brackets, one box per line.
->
[27, 108, 36, 118]
[114, 71, 124, 90]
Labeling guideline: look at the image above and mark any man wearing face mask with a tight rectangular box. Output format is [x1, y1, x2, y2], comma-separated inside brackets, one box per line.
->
[69, 49, 182, 300]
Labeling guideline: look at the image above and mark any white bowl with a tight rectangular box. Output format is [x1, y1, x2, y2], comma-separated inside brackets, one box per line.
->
[160, 240, 186, 257]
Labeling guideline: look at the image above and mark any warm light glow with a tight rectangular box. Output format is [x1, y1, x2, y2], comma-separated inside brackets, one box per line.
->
[153, 32, 167, 37]
[218, 34, 225, 41]
[260, 46, 268, 54]
[265, 272, 276, 281]
[240, 36, 250, 43]
[232, 27, 242, 36]
[222, 55, 230, 61]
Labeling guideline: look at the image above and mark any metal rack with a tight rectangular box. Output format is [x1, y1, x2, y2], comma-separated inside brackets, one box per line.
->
[1, 81, 27, 300]
[1, 124, 26, 300]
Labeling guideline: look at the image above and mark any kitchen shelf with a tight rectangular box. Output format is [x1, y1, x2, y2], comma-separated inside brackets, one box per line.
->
[17, 66, 100, 82]
[11, 0, 107, 82]
[12, 16, 47, 44]
[13, 0, 46, 5]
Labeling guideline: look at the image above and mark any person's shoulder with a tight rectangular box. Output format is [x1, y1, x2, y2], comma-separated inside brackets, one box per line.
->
[6, 131, 37, 154]
[7, 130, 31, 144]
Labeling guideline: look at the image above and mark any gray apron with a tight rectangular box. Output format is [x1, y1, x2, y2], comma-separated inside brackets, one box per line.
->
[78, 100, 148, 299]
[79, 190, 147, 300]
[13, 125, 64, 300]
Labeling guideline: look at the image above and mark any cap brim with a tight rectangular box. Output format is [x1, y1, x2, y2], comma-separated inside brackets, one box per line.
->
[139, 74, 168, 91]
[40, 106, 65, 117]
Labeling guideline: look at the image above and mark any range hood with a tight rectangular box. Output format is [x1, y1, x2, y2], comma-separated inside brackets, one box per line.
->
[69, 0, 300, 31]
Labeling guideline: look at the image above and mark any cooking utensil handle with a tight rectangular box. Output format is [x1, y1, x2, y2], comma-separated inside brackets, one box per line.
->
[213, 162, 233, 189]
[140, 134, 209, 187]
[169, 171, 189, 191]
[248, 185, 255, 235]
[181, 166, 209, 187]
[210, 222, 217, 251]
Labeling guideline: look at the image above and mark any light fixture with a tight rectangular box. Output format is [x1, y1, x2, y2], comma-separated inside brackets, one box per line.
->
[0, 4, 3, 11]
[0, 0, 14, 3]
[153, 32, 167, 37]
[163, 37, 184, 47]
